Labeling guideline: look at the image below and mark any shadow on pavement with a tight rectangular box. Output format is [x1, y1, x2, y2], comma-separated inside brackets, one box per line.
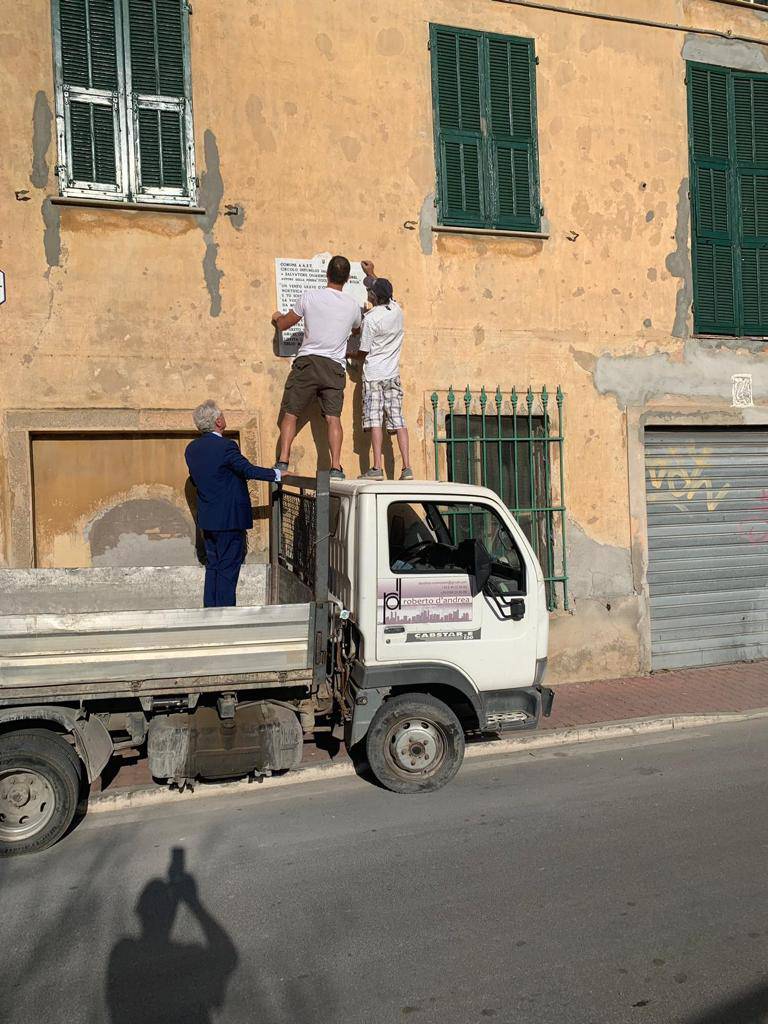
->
[685, 983, 768, 1024]
[106, 847, 238, 1024]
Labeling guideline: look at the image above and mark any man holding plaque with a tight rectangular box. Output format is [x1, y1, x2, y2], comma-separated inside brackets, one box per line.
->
[272, 255, 361, 481]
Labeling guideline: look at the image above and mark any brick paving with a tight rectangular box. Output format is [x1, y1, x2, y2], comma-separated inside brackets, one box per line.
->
[542, 660, 768, 729]
[94, 660, 768, 795]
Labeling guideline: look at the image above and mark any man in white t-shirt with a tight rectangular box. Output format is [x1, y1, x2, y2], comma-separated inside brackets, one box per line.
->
[354, 264, 412, 480]
[272, 255, 361, 480]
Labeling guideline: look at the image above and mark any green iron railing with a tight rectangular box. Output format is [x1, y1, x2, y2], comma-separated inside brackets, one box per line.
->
[431, 384, 568, 611]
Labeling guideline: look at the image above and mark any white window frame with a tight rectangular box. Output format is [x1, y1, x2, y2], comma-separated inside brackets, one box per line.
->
[51, 0, 197, 206]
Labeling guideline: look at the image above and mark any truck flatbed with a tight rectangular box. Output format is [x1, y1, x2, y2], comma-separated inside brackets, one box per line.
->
[0, 603, 314, 702]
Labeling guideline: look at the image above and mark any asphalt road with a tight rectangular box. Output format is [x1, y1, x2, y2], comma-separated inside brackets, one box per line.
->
[3, 719, 768, 1024]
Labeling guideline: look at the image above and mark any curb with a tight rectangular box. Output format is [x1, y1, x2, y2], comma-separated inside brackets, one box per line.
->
[87, 708, 768, 816]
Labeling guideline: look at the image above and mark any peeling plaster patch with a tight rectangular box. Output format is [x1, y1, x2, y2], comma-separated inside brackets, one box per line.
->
[573, 287, 585, 297]
[571, 348, 597, 375]
[340, 136, 361, 162]
[567, 518, 634, 600]
[683, 34, 768, 75]
[228, 204, 246, 230]
[593, 341, 768, 409]
[91, 533, 197, 567]
[202, 242, 223, 315]
[315, 33, 334, 60]
[88, 498, 196, 567]
[665, 177, 692, 340]
[419, 192, 436, 255]
[245, 95, 276, 152]
[284, 101, 298, 116]
[647, 268, 657, 282]
[376, 27, 404, 55]
[30, 91, 52, 188]
[196, 130, 224, 317]
[42, 198, 61, 271]
[698, 335, 768, 356]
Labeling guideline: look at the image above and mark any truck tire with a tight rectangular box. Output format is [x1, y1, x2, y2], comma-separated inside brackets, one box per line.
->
[365, 693, 465, 794]
[0, 730, 82, 857]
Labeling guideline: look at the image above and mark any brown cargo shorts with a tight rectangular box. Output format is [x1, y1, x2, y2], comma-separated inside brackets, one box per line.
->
[280, 355, 346, 418]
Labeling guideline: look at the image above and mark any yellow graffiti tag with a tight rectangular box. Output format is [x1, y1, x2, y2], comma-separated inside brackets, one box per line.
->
[646, 447, 730, 513]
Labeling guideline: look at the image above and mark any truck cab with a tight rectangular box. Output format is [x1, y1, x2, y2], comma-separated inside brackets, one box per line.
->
[329, 480, 553, 793]
[0, 474, 552, 855]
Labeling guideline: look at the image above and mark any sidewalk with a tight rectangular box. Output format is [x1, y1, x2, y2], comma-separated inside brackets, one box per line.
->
[541, 659, 768, 728]
[94, 659, 768, 795]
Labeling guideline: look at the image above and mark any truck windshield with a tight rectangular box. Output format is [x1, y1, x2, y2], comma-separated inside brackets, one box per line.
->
[387, 501, 525, 594]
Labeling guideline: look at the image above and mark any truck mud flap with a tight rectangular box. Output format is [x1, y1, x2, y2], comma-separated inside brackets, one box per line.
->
[541, 686, 555, 718]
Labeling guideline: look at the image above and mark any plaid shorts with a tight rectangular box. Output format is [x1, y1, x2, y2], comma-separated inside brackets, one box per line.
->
[363, 376, 406, 430]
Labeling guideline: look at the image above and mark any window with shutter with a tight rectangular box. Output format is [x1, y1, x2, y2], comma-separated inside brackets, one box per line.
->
[52, 0, 195, 205]
[54, 0, 125, 195]
[126, 0, 190, 197]
[688, 62, 768, 336]
[430, 25, 540, 233]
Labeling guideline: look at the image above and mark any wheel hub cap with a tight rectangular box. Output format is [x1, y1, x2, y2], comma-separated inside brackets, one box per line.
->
[390, 720, 442, 773]
[0, 770, 56, 842]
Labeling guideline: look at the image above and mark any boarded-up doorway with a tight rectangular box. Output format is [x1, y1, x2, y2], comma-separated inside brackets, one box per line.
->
[30, 432, 232, 568]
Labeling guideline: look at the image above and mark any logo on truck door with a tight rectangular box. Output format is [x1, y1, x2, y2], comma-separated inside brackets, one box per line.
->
[379, 577, 473, 625]
[406, 629, 481, 643]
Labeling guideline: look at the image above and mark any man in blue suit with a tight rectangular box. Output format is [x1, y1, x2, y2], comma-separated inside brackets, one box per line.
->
[185, 400, 280, 608]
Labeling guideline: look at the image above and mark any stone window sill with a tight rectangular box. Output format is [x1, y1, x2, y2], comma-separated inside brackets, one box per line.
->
[432, 224, 549, 240]
[694, 333, 768, 342]
[50, 196, 205, 215]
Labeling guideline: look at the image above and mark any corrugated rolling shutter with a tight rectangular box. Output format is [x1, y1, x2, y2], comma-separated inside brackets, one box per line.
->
[646, 428, 768, 670]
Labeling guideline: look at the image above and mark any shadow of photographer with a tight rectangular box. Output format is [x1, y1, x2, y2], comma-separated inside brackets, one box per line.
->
[106, 848, 238, 1024]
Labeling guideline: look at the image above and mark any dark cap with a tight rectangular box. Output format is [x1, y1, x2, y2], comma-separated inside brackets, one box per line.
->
[366, 276, 394, 303]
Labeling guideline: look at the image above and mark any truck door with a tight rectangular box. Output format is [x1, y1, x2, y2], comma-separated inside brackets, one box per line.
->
[375, 496, 539, 691]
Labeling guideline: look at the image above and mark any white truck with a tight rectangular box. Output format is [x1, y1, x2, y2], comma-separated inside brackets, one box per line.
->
[0, 473, 553, 856]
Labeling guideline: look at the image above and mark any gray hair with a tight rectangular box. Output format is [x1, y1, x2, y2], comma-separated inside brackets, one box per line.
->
[192, 399, 221, 433]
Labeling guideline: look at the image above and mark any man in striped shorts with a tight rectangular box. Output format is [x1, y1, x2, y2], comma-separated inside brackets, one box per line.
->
[356, 264, 413, 480]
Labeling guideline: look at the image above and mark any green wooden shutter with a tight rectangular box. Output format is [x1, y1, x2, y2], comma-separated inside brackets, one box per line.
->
[58, 0, 120, 187]
[486, 35, 540, 231]
[689, 64, 738, 335]
[431, 26, 485, 226]
[735, 76, 768, 335]
[127, 0, 189, 194]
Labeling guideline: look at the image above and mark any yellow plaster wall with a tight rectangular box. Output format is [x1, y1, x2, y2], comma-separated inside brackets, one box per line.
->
[1, 0, 766, 678]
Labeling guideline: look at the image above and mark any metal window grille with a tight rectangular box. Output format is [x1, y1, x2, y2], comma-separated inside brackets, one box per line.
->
[431, 385, 568, 610]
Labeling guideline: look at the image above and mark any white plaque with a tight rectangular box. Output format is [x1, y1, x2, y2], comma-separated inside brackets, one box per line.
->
[732, 373, 753, 408]
[274, 252, 366, 357]
[0, 270, 5, 305]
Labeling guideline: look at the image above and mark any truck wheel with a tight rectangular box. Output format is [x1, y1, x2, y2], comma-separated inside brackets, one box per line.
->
[365, 694, 465, 794]
[0, 731, 82, 857]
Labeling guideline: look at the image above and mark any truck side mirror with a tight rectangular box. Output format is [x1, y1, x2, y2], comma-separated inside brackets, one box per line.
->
[473, 540, 492, 594]
[457, 538, 492, 595]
